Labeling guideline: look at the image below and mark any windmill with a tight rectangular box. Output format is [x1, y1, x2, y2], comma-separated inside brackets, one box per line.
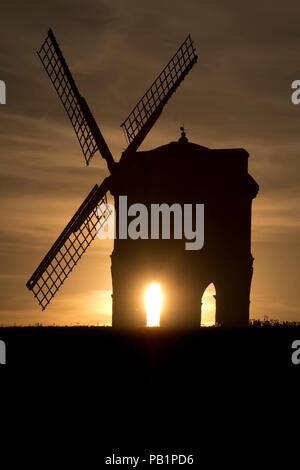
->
[26, 29, 198, 324]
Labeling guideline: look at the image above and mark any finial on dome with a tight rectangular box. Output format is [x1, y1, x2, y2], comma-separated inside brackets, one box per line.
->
[179, 125, 188, 143]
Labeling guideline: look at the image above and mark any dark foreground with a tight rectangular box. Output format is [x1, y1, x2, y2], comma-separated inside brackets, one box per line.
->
[1, 324, 299, 457]
[1, 323, 299, 373]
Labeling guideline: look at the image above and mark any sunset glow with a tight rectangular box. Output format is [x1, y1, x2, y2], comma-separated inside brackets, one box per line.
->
[146, 283, 162, 327]
[1, 2, 300, 327]
[201, 283, 216, 326]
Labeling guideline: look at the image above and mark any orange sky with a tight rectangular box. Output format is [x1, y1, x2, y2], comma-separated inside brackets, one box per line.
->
[0, 0, 300, 325]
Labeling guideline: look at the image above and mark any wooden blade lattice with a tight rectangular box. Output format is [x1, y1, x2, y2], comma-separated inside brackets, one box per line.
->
[37, 29, 98, 165]
[120, 34, 197, 152]
[26, 181, 112, 310]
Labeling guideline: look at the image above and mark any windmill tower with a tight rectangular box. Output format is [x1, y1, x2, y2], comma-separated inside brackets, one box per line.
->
[26, 30, 259, 327]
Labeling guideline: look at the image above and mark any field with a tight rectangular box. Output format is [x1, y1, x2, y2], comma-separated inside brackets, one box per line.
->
[1, 322, 299, 374]
[1, 322, 299, 452]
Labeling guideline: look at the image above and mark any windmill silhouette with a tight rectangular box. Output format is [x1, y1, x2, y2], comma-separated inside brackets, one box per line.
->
[26, 30, 199, 321]
[26, 30, 259, 327]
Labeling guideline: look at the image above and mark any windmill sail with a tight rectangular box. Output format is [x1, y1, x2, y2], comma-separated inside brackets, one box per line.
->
[27, 31, 198, 312]
[37, 29, 115, 170]
[120, 34, 197, 155]
[26, 179, 112, 310]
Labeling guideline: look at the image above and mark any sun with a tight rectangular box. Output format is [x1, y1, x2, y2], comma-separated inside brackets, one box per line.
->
[145, 283, 162, 327]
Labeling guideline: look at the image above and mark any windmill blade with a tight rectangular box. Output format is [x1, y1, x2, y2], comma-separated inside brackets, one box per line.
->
[120, 34, 197, 155]
[26, 178, 112, 310]
[37, 29, 115, 170]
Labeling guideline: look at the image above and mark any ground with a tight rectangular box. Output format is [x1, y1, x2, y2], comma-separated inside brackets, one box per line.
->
[1, 323, 299, 373]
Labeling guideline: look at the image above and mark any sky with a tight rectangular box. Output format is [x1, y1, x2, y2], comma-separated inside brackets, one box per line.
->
[0, 0, 300, 325]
